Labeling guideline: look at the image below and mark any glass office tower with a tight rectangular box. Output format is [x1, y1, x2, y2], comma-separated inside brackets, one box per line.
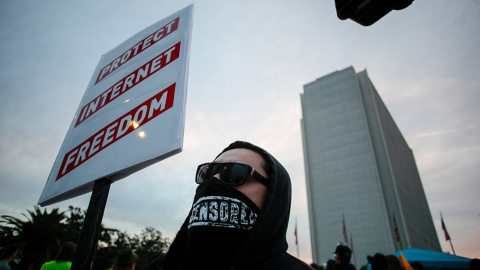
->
[301, 67, 441, 265]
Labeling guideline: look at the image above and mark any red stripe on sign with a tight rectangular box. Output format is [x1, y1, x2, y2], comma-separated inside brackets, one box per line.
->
[57, 83, 176, 180]
[95, 17, 180, 84]
[76, 42, 181, 127]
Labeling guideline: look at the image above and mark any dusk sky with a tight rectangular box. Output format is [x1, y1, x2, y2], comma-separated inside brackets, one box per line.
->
[1, 0, 479, 265]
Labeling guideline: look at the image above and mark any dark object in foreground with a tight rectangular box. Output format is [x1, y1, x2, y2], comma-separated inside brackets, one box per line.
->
[335, 0, 414, 26]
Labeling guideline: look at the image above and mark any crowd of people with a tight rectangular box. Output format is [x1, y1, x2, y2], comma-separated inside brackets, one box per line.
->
[322, 244, 480, 270]
[0, 243, 138, 270]
[3, 242, 480, 270]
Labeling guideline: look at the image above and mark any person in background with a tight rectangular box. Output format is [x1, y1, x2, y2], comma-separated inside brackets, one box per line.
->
[0, 245, 18, 270]
[410, 261, 424, 270]
[333, 245, 355, 270]
[367, 253, 388, 270]
[113, 249, 138, 270]
[386, 254, 402, 270]
[18, 255, 35, 270]
[326, 259, 336, 270]
[470, 258, 480, 270]
[40, 241, 76, 270]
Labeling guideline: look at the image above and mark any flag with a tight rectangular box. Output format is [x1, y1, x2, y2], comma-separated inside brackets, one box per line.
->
[398, 253, 412, 270]
[342, 213, 349, 245]
[441, 214, 451, 241]
[393, 215, 400, 242]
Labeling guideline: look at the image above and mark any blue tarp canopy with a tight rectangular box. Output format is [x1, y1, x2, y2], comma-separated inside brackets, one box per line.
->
[393, 248, 472, 269]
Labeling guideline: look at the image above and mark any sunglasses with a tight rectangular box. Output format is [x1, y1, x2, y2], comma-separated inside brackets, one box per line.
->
[196, 162, 269, 187]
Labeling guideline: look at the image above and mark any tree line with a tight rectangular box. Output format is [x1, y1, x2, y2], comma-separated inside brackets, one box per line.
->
[0, 206, 170, 270]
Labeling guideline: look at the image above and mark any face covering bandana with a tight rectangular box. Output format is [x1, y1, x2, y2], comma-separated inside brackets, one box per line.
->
[178, 178, 261, 270]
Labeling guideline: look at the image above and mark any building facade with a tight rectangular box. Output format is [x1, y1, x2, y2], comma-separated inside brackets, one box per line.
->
[301, 67, 441, 266]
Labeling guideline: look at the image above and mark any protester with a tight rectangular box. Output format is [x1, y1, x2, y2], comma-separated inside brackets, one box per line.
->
[367, 253, 388, 270]
[144, 141, 313, 269]
[113, 249, 138, 270]
[0, 245, 18, 270]
[333, 245, 355, 270]
[40, 241, 76, 270]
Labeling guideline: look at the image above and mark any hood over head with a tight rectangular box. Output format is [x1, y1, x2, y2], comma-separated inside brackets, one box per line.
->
[163, 141, 292, 270]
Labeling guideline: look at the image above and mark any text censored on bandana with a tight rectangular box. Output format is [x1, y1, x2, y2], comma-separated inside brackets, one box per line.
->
[189, 196, 257, 230]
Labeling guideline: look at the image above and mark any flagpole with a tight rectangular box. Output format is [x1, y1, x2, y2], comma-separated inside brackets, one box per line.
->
[295, 217, 300, 258]
[342, 213, 349, 246]
[449, 237, 456, 255]
[350, 233, 356, 267]
[297, 239, 300, 258]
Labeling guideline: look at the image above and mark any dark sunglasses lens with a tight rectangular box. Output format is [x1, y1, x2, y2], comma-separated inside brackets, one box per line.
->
[197, 163, 252, 186]
[221, 163, 248, 185]
[196, 164, 214, 184]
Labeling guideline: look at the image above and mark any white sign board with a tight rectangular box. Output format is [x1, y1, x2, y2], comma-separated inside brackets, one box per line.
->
[39, 5, 194, 206]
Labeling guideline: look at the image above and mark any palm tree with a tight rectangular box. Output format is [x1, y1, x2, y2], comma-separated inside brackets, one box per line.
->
[1, 206, 172, 270]
[1, 206, 69, 264]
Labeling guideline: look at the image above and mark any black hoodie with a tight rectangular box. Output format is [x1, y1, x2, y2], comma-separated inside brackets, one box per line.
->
[143, 141, 313, 270]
